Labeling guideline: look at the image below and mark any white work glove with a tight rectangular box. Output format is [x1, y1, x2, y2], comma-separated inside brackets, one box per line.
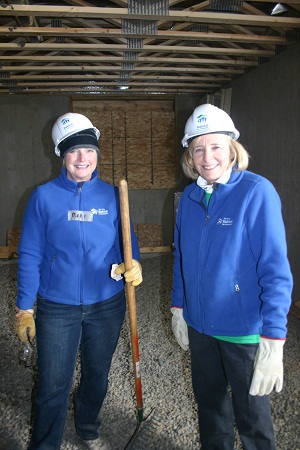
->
[171, 307, 189, 351]
[249, 337, 285, 396]
[115, 259, 143, 286]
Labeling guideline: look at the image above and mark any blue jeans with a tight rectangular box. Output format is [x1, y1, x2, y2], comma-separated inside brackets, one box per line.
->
[189, 327, 276, 450]
[28, 290, 126, 450]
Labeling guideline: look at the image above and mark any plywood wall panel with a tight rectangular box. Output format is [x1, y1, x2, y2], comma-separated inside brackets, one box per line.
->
[152, 139, 175, 164]
[126, 112, 151, 138]
[112, 138, 126, 164]
[98, 164, 113, 184]
[99, 139, 112, 165]
[136, 223, 163, 247]
[7, 228, 21, 246]
[126, 138, 152, 164]
[97, 112, 112, 139]
[113, 165, 127, 185]
[153, 164, 175, 189]
[74, 99, 173, 112]
[127, 165, 152, 189]
[112, 112, 126, 137]
[73, 99, 175, 189]
[152, 111, 175, 139]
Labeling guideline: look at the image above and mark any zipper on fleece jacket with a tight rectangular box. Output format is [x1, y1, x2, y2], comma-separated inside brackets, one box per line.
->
[198, 191, 211, 330]
[199, 191, 210, 226]
[77, 182, 86, 304]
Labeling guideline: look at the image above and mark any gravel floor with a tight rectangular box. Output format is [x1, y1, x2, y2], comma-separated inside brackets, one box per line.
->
[0, 254, 299, 450]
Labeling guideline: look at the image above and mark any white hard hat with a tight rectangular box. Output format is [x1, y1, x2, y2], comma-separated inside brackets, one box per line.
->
[181, 103, 239, 148]
[52, 112, 100, 157]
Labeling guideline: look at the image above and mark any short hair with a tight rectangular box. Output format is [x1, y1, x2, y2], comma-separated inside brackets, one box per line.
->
[181, 136, 250, 180]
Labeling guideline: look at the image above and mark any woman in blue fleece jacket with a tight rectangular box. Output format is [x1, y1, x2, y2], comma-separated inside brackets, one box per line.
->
[171, 104, 293, 450]
[15, 112, 142, 450]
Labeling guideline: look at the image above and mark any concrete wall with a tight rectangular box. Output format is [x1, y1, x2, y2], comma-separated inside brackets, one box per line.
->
[1, 96, 69, 243]
[230, 43, 300, 302]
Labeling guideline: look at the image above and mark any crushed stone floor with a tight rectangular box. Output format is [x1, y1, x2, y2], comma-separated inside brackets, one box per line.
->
[0, 253, 299, 450]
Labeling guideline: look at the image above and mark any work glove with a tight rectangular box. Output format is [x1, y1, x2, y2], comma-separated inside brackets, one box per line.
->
[15, 308, 35, 343]
[249, 337, 285, 396]
[171, 307, 189, 351]
[115, 259, 143, 286]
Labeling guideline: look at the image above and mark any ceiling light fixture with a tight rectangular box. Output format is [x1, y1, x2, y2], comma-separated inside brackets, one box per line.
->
[271, 3, 288, 15]
[116, 85, 130, 90]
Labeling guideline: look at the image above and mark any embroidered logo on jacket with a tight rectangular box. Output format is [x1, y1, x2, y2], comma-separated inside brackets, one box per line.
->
[217, 217, 233, 226]
[91, 208, 109, 215]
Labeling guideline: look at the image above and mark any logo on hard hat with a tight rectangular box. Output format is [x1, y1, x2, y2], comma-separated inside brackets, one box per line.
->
[61, 117, 70, 126]
[61, 117, 74, 132]
[196, 114, 208, 132]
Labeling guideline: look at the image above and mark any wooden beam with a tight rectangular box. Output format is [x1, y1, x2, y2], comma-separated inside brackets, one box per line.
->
[0, 26, 287, 45]
[0, 246, 18, 259]
[0, 81, 222, 87]
[0, 55, 258, 67]
[0, 87, 209, 94]
[3, 74, 231, 82]
[0, 64, 245, 74]
[1, 5, 300, 28]
[0, 43, 275, 57]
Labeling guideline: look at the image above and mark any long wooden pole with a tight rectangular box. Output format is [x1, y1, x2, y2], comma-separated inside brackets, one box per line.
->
[119, 179, 143, 423]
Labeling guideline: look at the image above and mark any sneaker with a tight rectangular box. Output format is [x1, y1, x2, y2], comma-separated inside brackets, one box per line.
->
[80, 437, 110, 450]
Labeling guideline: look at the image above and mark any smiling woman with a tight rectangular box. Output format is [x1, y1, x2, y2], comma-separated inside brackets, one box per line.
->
[53, 112, 101, 181]
[14, 111, 143, 450]
[190, 134, 232, 185]
[64, 148, 98, 182]
[171, 103, 293, 450]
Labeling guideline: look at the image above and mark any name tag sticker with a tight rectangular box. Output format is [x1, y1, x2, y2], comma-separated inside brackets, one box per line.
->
[68, 210, 94, 222]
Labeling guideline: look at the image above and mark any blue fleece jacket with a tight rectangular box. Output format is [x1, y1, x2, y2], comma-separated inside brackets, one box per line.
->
[171, 169, 293, 339]
[17, 169, 140, 309]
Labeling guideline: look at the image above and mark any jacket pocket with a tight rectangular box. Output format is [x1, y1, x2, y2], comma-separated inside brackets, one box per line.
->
[203, 280, 248, 334]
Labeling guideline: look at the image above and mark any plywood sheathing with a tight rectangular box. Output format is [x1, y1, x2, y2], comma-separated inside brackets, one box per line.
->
[73, 100, 175, 189]
[7, 228, 21, 246]
[136, 223, 163, 248]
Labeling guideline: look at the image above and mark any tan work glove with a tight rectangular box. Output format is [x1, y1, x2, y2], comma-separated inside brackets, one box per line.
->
[115, 259, 143, 286]
[15, 309, 36, 343]
[249, 337, 285, 396]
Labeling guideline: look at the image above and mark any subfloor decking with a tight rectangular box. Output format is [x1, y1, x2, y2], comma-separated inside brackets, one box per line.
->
[0, 254, 299, 450]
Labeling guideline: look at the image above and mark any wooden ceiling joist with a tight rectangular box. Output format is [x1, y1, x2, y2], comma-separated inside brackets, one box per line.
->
[0, 1, 299, 96]
[1, 5, 300, 28]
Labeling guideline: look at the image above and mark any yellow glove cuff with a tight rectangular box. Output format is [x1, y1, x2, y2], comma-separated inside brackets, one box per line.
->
[15, 309, 36, 343]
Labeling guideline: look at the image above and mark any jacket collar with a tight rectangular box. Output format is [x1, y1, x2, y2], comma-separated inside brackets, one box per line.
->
[59, 167, 99, 192]
[189, 168, 244, 202]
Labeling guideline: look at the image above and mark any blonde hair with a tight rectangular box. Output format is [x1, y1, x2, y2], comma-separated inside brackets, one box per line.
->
[181, 136, 250, 180]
